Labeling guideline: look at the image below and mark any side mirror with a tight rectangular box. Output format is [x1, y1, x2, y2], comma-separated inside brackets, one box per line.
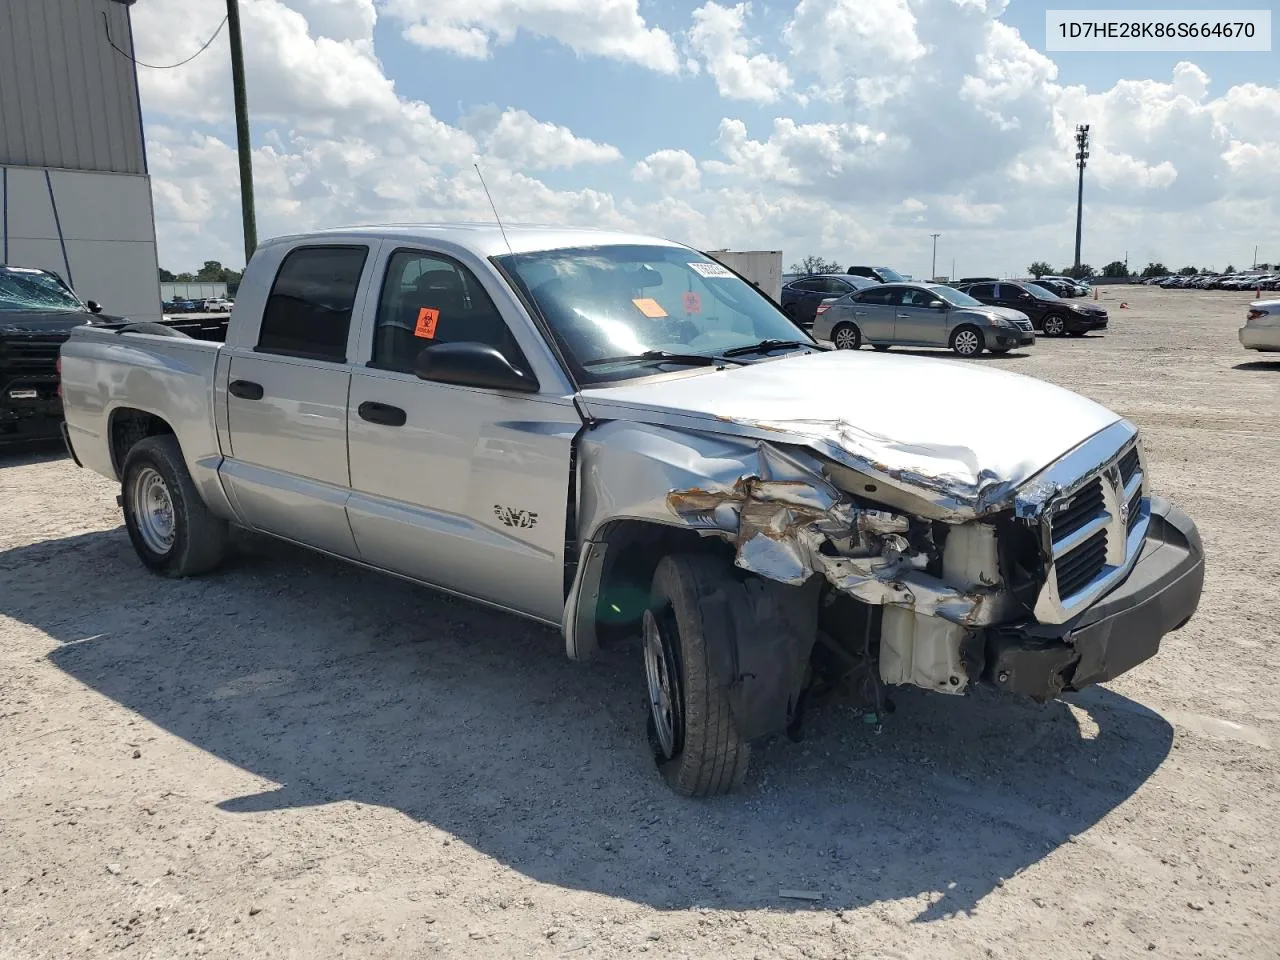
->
[86, 300, 103, 314]
[414, 341, 539, 393]
[928, 300, 946, 309]
[1019, 292, 1032, 299]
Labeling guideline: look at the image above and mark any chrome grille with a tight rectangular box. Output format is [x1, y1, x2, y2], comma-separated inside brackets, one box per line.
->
[1027, 422, 1151, 625]
[1055, 529, 1108, 598]
[1014, 319, 1034, 332]
[1051, 477, 1104, 541]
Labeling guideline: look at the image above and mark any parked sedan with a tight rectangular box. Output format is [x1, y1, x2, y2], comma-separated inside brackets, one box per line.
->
[958, 280, 1107, 337]
[781, 273, 877, 327]
[1240, 300, 1280, 353]
[812, 282, 1035, 356]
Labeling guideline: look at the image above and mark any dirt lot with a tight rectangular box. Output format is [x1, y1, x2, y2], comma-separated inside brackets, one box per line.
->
[2, 286, 1278, 960]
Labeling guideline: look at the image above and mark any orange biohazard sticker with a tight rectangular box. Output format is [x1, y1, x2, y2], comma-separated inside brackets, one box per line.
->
[414, 307, 440, 339]
[682, 291, 701, 314]
[632, 297, 667, 318]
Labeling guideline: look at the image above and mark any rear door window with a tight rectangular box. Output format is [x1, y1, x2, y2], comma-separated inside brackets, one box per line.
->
[257, 246, 369, 362]
[967, 283, 996, 299]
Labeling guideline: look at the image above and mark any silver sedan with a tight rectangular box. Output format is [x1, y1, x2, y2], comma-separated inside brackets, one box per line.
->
[1240, 299, 1280, 353]
[811, 282, 1036, 356]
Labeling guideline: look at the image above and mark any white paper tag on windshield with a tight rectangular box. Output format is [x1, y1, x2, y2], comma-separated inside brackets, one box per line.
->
[689, 261, 734, 279]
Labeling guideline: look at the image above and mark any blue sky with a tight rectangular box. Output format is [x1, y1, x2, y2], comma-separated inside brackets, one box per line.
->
[133, 0, 1279, 275]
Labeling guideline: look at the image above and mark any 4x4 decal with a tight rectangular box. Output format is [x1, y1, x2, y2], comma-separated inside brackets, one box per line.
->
[494, 505, 538, 529]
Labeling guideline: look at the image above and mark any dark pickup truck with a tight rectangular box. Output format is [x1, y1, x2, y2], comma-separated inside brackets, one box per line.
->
[1, 266, 227, 444]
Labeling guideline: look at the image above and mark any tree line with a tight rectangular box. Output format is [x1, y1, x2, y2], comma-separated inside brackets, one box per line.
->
[158, 261, 243, 294]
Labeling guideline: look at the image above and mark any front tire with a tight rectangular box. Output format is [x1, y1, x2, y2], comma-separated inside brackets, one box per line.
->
[645, 555, 750, 796]
[950, 325, 984, 356]
[1042, 314, 1067, 337]
[122, 435, 228, 577]
[831, 322, 861, 350]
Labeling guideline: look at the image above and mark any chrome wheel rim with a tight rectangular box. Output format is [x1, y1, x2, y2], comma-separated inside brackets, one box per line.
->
[833, 326, 858, 350]
[954, 330, 980, 355]
[643, 608, 680, 760]
[1044, 317, 1064, 336]
[132, 466, 176, 554]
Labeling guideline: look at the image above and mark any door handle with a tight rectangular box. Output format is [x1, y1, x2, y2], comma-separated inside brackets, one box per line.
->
[228, 379, 263, 400]
[357, 401, 407, 427]
[896, 313, 911, 319]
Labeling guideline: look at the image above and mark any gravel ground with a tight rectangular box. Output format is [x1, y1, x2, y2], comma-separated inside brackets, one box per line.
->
[1, 286, 1278, 960]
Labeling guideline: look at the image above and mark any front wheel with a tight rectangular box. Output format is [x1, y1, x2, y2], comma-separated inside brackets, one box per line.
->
[950, 325, 984, 356]
[1042, 314, 1067, 337]
[645, 555, 750, 796]
[831, 322, 861, 350]
[122, 435, 229, 577]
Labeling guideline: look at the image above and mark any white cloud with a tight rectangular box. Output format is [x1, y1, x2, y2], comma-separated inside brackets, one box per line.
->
[632, 150, 702, 192]
[381, 0, 680, 73]
[688, 3, 791, 103]
[464, 107, 623, 169]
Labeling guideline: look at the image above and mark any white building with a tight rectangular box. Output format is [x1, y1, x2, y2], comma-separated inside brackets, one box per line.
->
[0, 0, 162, 320]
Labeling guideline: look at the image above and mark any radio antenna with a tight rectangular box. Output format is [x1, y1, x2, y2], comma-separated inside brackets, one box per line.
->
[474, 163, 513, 255]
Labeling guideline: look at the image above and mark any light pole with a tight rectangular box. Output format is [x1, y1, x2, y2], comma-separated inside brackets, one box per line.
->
[1073, 124, 1090, 273]
[930, 233, 941, 281]
[227, 0, 257, 264]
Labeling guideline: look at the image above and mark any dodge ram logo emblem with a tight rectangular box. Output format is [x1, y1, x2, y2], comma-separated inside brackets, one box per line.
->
[494, 505, 538, 529]
[1119, 500, 1129, 526]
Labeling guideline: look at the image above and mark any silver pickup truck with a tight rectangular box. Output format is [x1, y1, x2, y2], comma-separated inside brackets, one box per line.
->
[59, 224, 1205, 796]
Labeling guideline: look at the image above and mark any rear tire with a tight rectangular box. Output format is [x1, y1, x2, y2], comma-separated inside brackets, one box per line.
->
[831, 322, 861, 350]
[950, 325, 984, 356]
[645, 555, 750, 797]
[121, 435, 228, 577]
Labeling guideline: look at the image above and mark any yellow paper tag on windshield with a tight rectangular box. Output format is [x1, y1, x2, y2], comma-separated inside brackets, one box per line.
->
[632, 297, 667, 318]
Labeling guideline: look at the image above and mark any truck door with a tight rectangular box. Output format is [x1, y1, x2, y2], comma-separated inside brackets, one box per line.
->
[344, 246, 579, 623]
[218, 242, 378, 557]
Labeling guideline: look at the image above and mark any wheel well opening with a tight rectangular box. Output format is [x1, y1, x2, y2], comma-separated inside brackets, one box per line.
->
[109, 409, 175, 480]
[592, 521, 730, 646]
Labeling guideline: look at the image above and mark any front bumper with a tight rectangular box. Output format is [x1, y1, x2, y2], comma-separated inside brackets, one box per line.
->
[993, 329, 1035, 348]
[1067, 313, 1108, 331]
[1, 384, 64, 442]
[982, 496, 1203, 701]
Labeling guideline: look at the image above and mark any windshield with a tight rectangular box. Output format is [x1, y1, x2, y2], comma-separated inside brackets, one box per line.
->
[930, 285, 981, 307]
[496, 245, 814, 383]
[1022, 282, 1061, 301]
[0, 268, 84, 313]
[875, 267, 906, 283]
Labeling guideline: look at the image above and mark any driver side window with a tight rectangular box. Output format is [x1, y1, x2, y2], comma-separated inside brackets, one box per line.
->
[371, 250, 521, 373]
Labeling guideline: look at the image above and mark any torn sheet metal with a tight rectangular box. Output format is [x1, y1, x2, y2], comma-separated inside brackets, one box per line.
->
[663, 439, 1007, 628]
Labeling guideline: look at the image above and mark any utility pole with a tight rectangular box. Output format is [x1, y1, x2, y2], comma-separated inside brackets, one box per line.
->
[1073, 124, 1090, 274]
[227, 0, 257, 264]
[930, 233, 941, 281]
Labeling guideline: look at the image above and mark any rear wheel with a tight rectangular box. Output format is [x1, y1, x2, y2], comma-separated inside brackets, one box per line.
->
[1042, 314, 1067, 337]
[645, 555, 750, 796]
[122, 435, 228, 577]
[831, 323, 861, 350]
[950, 325, 984, 357]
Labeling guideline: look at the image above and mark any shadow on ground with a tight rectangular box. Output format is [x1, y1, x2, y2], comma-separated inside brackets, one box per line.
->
[1233, 360, 1280, 371]
[0, 439, 67, 468]
[5, 526, 1172, 920]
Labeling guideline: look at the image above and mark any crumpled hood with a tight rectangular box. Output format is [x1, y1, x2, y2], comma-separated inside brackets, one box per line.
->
[579, 349, 1121, 517]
